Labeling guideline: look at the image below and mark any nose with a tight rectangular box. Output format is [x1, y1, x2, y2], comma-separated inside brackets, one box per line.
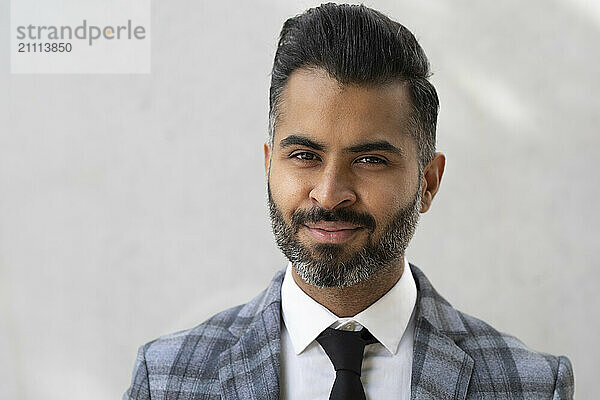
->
[309, 164, 357, 210]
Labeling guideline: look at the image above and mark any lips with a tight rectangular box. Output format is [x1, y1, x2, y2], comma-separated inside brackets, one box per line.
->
[303, 222, 363, 243]
[305, 222, 362, 231]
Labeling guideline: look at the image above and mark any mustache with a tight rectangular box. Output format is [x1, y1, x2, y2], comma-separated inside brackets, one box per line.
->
[290, 207, 376, 233]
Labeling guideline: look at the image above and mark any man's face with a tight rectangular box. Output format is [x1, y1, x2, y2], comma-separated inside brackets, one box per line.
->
[264, 68, 423, 287]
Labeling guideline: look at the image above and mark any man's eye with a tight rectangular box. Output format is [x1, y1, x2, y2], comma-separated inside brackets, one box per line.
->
[356, 156, 387, 165]
[292, 152, 319, 161]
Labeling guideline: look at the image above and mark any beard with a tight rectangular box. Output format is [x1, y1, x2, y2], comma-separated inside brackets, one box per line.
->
[267, 179, 422, 287]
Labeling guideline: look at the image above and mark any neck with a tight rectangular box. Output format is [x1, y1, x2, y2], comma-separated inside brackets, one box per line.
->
[291, 257, 405, 317]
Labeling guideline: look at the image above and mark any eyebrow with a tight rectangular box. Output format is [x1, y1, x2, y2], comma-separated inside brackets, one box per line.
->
[279, 134, 404, 156]
[279, 135, 326, 152]
[346, 141, 403, 156]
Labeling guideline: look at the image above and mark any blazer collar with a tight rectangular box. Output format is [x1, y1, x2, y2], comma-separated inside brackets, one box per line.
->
[409, 263, 474, 400]
[409, 263, 469, 337]
[217, 270, 284, 400]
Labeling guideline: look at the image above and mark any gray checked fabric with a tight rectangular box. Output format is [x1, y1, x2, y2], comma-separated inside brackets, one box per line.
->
[124, 264, 575, 399]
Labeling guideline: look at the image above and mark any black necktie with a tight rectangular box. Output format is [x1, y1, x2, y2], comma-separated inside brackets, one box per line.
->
[316, 327, 378, 400]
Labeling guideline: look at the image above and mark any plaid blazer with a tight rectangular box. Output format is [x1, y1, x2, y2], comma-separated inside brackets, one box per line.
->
[124, 264, 574, 399]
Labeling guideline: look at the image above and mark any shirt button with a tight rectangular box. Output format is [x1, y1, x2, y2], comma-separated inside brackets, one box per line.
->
[347, 321, 359, 331]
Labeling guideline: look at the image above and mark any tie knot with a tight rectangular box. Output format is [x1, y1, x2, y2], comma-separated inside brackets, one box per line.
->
[316, 327, 376, 375]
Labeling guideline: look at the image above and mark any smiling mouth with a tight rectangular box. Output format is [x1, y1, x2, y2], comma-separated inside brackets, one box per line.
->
[305, 221, 362, 230]
[303, 224, 363, 244]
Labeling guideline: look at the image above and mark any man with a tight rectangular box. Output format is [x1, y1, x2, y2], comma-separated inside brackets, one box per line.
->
[124, 3, 574, 399]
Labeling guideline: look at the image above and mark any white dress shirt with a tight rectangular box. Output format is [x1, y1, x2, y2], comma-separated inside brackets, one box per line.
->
[280, 257, 417, 400]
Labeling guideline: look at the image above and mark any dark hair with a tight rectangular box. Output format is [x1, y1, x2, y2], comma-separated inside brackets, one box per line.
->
[269, 3, 438, 168]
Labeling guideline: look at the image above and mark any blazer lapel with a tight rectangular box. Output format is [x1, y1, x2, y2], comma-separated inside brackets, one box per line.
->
[217, 271, 284, 400]
[409, 264, 474, 400]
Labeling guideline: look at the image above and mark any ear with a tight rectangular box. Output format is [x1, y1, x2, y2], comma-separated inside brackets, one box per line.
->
[263, 142, 271, 177]
[420, 152, 446, 213]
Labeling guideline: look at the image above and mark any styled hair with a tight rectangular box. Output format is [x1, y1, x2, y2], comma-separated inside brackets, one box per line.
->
[269, 3, 438, 167]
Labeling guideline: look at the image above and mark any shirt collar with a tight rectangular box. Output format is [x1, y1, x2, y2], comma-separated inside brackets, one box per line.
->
[281, 263, 339, 355]
[280, 257, 417, 355]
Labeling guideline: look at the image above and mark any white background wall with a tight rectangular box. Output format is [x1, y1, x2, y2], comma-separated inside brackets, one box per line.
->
[1, 0, 598, 398]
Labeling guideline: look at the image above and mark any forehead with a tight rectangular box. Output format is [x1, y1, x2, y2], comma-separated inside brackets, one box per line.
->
[275, 68, 415, 150]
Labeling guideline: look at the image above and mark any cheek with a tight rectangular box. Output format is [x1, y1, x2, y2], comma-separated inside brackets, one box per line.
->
[359, 178, 416, 219]
[269, 166, 312, 214]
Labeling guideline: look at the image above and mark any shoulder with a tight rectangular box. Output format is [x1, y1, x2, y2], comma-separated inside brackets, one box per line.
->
[134, 269, 285, 380]
[140, 303, 245, 375]
[123, 303, 249, 400]
[456, 310, 575, 398]
[408, 263, 574, 398]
